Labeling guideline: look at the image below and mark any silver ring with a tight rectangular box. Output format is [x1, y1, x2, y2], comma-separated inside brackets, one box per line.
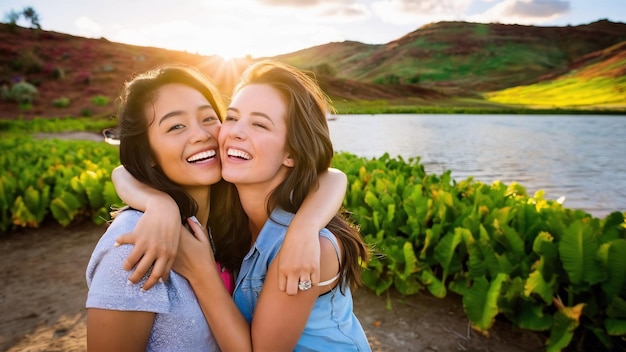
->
[298, 280, 312, 291]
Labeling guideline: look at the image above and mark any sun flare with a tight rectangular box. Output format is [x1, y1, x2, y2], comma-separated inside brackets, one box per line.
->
[196, 56, 251, 101]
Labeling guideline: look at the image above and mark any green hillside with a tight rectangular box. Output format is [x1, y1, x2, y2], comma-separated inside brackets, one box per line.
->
[277, 20, 626, 104]
[485, 41, 626, 108]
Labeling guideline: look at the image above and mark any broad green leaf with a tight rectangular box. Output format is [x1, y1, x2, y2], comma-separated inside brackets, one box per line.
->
[372, 210, 380, 230]
[559, 220, 604, 286]
[495, 252, 514, 275]
[606, 296, 626, 318]
[598, 212, 624, 243]
[463, 273, 507, 332]
[386, 203, 396, 225]
[419, 269, 446, 298]
[605, 318, 626, 336]
[420, 224, 442, 260]
[467, 238, 500, 278]
[23, 185, 49, 224]
[546, 303, 584, 352]
[393, 275, 422, 296]
[511, 299, 553, 331]
[401, 241, 418, 278]
[50, 192, 82, 227]
[502, 226, 525, 257]
[532, 231, 557, 258]
[364, 190, 380, 210]
[12, 196, 37, 228]
[79, 170, 105, 209]
[600, 239, 626, 298]
[102, 181, 123, 209]
[524, 266, 555, 304]
[361, 270, 393, 296]
[434, 228, 466, 279]
[0, 174, 17, 211]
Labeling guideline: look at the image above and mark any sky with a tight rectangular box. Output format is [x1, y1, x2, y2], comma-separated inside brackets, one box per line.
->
[2, 0, 625, 59]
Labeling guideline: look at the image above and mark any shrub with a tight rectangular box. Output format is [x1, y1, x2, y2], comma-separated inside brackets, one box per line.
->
[12, 50, 44, 74]
[52, 97, 70, 108]
[50, 67, 66, 80]
[91, 95, 109, 106]
[2, 81, 38, 104]
[313, 63, 336, 76]
[18, 102, 33, 110]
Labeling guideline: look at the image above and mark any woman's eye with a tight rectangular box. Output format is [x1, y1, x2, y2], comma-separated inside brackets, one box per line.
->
[203, 116, 219, 124]
[167, 124, 185, 132]
[253, 122, 268, 129]
[224, 116, 237, 122]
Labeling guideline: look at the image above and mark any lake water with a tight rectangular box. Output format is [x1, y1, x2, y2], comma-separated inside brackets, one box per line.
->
[327, 114, 626, 218]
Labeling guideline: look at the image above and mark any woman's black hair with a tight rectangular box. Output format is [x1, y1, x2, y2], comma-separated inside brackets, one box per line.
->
[116, 64, 225, 220]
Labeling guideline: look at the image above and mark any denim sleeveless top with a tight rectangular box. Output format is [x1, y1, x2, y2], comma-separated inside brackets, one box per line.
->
[86, 209, 220, 351]
[232, 208, 371, 351]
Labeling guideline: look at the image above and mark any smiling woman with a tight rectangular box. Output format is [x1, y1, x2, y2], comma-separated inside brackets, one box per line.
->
[85, 64, 228, 351]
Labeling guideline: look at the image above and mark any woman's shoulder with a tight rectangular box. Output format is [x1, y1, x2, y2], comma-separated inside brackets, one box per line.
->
[109, 207, 143, 225]
[101, 208, 143, 236]
[88, 209, 143, 270]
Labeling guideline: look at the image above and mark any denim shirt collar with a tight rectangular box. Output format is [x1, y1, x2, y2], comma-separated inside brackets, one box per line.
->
[243, 207, 295, 260]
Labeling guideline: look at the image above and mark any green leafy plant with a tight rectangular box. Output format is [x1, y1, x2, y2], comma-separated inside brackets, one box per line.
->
[331, 152, 626, 351]
[91, 95, 109, 107]
[1, 133, 122, 231]
[52, 97, 70, 108]
[2, 118, 625, 351]
[2, 81, 38, 105]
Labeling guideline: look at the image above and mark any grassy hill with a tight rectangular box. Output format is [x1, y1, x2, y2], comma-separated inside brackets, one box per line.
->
[0, 23, 252, 119]
[276, 20, 626, 94]
[485, 41, 626, 108]
[1, 19, 625, 119]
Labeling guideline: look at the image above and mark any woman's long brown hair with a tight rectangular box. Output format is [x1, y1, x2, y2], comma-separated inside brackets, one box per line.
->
[222, 60, 369, 289]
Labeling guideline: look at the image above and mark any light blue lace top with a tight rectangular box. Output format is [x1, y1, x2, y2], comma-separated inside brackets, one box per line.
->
[86, 209, 220, 351]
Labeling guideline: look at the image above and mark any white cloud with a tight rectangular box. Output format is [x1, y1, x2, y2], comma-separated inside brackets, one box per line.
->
[257, 0, 356, 8]
[316, 3, 372, 23]
[74, 16, 102, 38]
[371, 0, 472, 25]
[470, 0, 571, 24]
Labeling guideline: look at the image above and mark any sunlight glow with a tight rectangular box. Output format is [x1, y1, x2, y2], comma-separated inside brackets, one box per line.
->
[196, 56, 250, 101]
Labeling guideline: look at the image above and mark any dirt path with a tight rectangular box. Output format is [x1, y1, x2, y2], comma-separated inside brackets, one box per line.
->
[0, 221, 546, 351]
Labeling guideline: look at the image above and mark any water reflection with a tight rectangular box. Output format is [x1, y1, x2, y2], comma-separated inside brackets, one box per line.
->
[328, 114, 626, 218]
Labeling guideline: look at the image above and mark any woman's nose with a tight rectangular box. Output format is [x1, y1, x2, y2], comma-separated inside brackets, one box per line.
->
[190, 122, 212, 143]
[226, 120, 246, 140]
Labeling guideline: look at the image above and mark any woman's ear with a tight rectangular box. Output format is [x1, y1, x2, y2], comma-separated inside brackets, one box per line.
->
[283, 154, 295, 168]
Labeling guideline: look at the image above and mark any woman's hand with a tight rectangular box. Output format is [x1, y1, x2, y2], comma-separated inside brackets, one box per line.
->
[276, 226, 321, 296]
[114, 197, 181, 290]
[172, 217, 216, 282]
[276, 167, 347, 295]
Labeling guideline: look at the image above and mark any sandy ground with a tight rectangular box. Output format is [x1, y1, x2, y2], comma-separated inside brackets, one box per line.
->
[0, 220, 547, 351]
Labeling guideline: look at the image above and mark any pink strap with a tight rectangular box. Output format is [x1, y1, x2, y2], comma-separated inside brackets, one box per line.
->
[216, 262, 234, 295]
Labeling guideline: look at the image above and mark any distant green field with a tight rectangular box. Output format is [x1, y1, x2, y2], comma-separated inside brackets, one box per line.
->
[485, 76, 626, 108]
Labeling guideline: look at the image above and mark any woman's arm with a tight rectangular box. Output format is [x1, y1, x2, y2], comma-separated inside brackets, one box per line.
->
[251, 236, 341, 350]
[87, 309, 154, 352]
[174, 217, 252, 351]
[111, 165, 181, 289]
[276, 167, 347, 295]
[180, 219, 342, 351]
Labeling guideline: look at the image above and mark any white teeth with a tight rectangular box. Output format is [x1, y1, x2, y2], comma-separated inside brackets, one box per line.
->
[187, 150, 216, 162]
[227, 148, 251, 160]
